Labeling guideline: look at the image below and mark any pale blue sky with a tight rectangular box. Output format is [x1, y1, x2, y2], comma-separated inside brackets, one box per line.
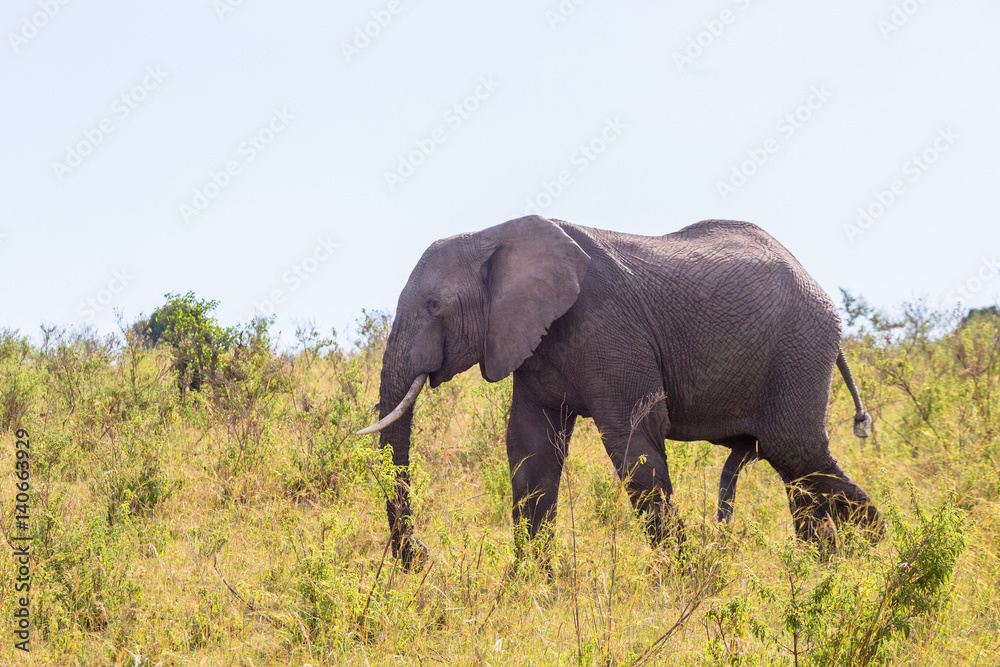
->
[2, 1, 998, 346]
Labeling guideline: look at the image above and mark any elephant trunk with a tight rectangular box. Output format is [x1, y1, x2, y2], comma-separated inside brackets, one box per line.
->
[357, 374, 426, 435]
[367, 340, 425, 567]
[380, 404, 417, 564]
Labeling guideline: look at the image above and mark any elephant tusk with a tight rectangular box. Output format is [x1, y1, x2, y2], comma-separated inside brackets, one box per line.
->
[356, 374, 427, 435]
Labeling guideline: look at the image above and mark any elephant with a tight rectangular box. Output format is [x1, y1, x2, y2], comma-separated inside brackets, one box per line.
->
[358, 215, 880, 567]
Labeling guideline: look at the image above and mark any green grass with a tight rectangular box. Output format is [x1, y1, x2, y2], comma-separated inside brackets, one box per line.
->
[0, 304, 998, 665]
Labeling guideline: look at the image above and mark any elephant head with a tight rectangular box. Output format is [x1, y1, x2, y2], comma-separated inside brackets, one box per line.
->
[358, 215, 591, 565]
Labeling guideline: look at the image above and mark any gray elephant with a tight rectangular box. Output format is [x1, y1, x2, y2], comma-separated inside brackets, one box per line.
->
[359, 215, 879, 567]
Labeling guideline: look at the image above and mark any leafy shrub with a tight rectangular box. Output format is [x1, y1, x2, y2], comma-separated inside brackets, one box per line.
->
[463, 379, 512, 520]
[38, 325, 115, 418]
[96, 419, 174, 527]
[208, 318, 290, 502]
[286, 355, 369, 499]
[739, 495, 966, 667]
[34, 504, 143, 637]
[147, 292, 237, 399]
[842, 293, 1000, 461]
[0, 329, 37, 431]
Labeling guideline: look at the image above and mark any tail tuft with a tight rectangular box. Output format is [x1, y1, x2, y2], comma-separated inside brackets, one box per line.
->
[853, 413, 873, 438]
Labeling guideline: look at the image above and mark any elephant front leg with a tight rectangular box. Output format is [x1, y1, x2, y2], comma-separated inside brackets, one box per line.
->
[506, 398, 576, 559]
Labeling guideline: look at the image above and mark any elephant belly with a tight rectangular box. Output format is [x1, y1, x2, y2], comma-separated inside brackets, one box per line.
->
[656, 325, 786, 443]
[665, 414, 756, 443]
[664, 383, 762, 443]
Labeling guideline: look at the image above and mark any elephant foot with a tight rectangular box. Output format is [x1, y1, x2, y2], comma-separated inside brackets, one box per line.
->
[786, 464, 883, 547]
[789, 495, 882, 561]
[508, 550, 556, 584]
[394, 536, 429, 571]
[511, 524, 558, 582]
[826, 493, 884, 543]
[859, 502, 884, 541]
[642, 501, 686, 557]
[793, 512, 839, 560]
[788, 483, 834, 544]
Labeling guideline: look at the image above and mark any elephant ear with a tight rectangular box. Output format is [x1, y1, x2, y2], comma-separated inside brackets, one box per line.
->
[480, 216, 590, 382]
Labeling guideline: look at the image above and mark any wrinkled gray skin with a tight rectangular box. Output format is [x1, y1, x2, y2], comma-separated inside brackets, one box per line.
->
[373, 215, 879, 567]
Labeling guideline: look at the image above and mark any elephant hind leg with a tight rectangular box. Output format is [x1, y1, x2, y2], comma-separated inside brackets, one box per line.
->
[716, 436, 759, 522]
[600, 429, 682, 547]
[809, 461, 883, 535]
[775, 458, 882, 541]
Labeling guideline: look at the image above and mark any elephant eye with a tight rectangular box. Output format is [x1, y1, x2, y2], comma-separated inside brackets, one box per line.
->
[426, 298, 440, 314]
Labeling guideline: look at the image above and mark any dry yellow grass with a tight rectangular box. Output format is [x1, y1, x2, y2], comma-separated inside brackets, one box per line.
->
[0, 309, 998, 666]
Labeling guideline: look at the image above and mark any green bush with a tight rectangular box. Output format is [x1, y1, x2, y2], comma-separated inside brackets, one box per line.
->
[96, 418, 174, 527]
[35, 504, 143, 638]
[0, 331, 37, 431]
[286, 354, 369, 499]
[147, 292, 237, 399]
[735, 495, 967, 667]
[208, 318, 290, 503]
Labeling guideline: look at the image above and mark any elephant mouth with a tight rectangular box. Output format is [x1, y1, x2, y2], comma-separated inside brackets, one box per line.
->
[428, 364, 462, 388]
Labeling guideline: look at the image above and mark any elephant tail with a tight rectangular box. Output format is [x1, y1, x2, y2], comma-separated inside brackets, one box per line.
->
[836, 348, 872, 438]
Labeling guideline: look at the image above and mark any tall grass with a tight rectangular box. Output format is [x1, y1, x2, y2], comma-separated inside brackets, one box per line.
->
[0, 299, 997, 665]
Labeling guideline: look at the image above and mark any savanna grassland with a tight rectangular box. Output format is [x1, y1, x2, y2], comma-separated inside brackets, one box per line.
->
[1, 293, 998, 666]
